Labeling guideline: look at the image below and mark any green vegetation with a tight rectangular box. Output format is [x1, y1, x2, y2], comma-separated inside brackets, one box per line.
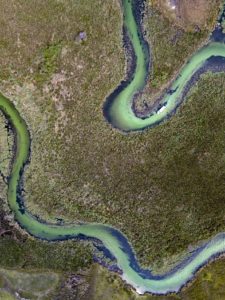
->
[135, 6, 217, 111]
[34, 42, 63, 85]
[3, 258, 225, 299]
[0, 290, 16, 300]
[145, 10, 207, 89]
[0, 235, 92, 271]
[134, 1, 222, 111]
[88, 259, 225, 299]
[0, 268, 60, 299]
[0, 0, 223, 271]
[1, 0, 225, 297]
[54, 259, 225, 300]
[0, 199, 93, 280]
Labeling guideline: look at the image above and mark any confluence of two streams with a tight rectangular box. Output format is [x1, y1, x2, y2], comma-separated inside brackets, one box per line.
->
[1, 0, 225, 295]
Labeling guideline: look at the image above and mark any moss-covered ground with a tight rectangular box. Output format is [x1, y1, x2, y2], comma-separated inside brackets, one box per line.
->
[1, 0, 225, 297]
[3, 257, 225, 299]
[49, 258, 225, 300]
[0, 268, 60, 299]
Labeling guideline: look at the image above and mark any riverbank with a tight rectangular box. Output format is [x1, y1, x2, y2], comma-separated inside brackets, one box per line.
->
[1, 0, 225, 293]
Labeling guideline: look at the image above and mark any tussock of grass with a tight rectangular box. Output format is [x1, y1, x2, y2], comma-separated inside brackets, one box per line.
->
[34, 42, 63, 85]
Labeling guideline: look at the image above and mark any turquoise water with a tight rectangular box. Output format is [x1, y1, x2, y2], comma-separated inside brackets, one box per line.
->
[2, 0, 225, 295]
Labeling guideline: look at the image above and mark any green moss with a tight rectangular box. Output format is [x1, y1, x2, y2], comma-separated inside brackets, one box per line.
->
[0, 269, 59, 299]
[0, 267, 71, 300]
[34, 42, 63, 85]
[0, 235, 92, 272]
[0, 39, 9, 49]
[0, 290, 16, 300]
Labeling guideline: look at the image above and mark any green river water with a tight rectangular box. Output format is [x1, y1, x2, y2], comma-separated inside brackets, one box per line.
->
[1, 0, 225, 295]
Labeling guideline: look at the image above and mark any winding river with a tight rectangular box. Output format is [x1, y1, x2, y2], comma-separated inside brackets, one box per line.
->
[2, 0, 225, 295]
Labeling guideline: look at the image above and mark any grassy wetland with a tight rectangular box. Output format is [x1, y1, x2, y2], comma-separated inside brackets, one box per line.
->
[73, 259, 225, 300]
[1, 0, 225, 297]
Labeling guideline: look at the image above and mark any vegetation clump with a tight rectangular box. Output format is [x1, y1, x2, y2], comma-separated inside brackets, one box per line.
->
[34, 42, 63, 85]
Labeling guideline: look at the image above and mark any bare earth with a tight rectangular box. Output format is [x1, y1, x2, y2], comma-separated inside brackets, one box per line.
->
[150, 0, 222, 31]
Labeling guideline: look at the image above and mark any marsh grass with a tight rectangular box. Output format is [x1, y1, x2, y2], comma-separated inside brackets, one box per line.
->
[0, 0, 224, 275]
